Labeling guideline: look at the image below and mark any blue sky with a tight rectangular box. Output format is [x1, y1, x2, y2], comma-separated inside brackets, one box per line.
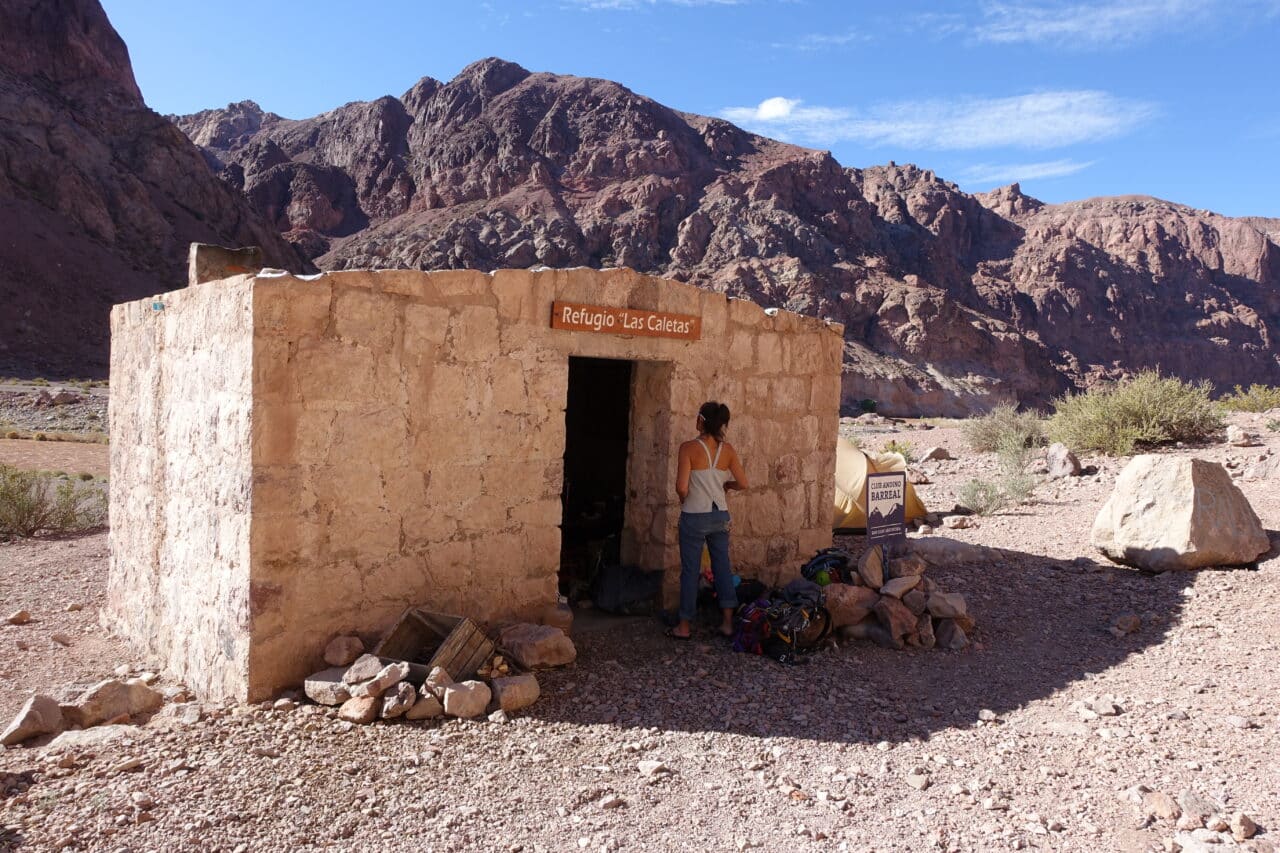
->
[102, 0, 1280, 216]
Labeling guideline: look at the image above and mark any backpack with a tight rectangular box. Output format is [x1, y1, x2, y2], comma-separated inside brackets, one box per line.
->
[731, 580, 832, 663]
[800, 548, 854, 586]
[731, 597, 773, 655]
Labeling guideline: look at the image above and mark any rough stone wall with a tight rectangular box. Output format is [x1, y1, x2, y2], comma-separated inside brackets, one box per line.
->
[105, 277, 256, 699]
[110, 267, 843, 701]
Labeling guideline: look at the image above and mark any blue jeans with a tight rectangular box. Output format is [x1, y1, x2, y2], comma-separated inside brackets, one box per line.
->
[678, 510, 736, 621]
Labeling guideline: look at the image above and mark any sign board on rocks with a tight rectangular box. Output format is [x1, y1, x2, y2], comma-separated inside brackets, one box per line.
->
[865, 471, 907, 547]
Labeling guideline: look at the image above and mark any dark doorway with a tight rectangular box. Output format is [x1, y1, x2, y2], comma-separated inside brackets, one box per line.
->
[559, 356, 632, 601]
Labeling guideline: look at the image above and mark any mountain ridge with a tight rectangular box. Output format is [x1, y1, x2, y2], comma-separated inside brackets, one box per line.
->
[171, 57, 1280, 414]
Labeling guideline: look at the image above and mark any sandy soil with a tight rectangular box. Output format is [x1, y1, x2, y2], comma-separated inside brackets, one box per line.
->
[0, 441, 108, 479]
[1, 415, 1277, 852]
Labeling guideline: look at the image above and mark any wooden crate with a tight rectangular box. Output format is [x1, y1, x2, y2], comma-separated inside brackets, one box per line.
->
[374, 608, 494, 682]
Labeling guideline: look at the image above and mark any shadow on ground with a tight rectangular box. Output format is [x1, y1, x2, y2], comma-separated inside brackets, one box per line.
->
[522, 534, 1250, 746]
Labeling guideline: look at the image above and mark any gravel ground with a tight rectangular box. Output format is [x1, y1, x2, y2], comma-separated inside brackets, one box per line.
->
[0, 388, 108, 437]
[1, 415, 1277, 852]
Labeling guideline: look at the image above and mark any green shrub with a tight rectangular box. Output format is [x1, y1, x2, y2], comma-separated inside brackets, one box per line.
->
[1267, 419, 1280, 433]
[4, 431, 18, 440]
[33, 433, 47, 441]
[1218, 384, 1280, 413]
[958, 433, 1038, 515]
[78, 472, 94, 481]
[962, 405, 1045, 452]
[859, 398, 877, 413]
[958, 479, 1007, 516]
[0, 464, 107, 537]
[881, 439, 915, 463]
[1049, 371, 1222, 456]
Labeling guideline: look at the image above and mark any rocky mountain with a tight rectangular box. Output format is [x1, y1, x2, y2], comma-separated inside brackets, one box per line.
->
[0, 0, 302, 377]
[173, 59, 1280, 415]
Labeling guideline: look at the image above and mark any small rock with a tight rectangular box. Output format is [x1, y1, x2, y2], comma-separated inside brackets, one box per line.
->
[857, 545, 885, 589]
[914, 614, 936, 650]
[149, 703, 202, 726]
[926, 592, 968, 619]
[1, 695, 64, 746]
[48, 725, 137, 751]
[880, 576, 920, 599]
[490, 674, 540, 713]
[599, 794, 626, 809]
[405, 691, 444, 721]
[303, 668, 352, 706]
[324, 636, 365, 667]
[977, 709, 997, 722]
[901, 589, 927, 616]
[442, 681, 491, 719]
[66, 679, 163, 728]
[920, 446, 952, 461]
[498, 623, 577, 669]
[638, 760, 671, 777]
[1046, 442, 1082, 479]
[350, 661, 411, 699]
[905, 772, 930, 791]
[935, 618, 970, 650]
[380, 681, 416, 719]
[129, 791, 155, 810]
[1230, 812, 1257, 841]
[1221, 714, 1254, 729]
[1110, 613, 1141, 638]
[1143, 790, 1183, 821]
[943, 515, 975, 530]
[341, 654, 384, 685]
[65, 603, 83, 612]
[425, 665, 455, 699]
[1227, 425, 1261, 447]
[6, 610, 31, 625]
[50, 633, 73, 646]
[487, 709, 510, 723]
[272, 698, 297, 713]
[885, 553, 928, 579]
[337, 697, 380, 725]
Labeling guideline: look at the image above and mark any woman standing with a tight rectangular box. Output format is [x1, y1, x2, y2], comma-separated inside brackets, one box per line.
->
[670, 401, 750, 640]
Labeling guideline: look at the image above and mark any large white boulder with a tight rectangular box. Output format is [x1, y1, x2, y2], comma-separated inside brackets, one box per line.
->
[1091, 456, 1270, 571]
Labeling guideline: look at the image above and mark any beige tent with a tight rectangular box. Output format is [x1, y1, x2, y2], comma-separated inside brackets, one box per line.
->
[833, 438, 928, 531]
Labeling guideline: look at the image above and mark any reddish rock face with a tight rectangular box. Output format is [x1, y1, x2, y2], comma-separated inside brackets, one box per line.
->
[173, 62, 1280, 415]
[0, 0, 302, 377]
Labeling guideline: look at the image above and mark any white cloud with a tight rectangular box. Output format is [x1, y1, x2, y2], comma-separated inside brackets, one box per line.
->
[975, 0, 1212, 45]
[958, 158, 1096, 185]
[721, 90, 1156, 150]
[770, 29, 867, 51]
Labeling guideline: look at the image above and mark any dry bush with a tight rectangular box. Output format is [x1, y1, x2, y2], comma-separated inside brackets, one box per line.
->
[958, 433, 1037, 516]
[1049, 371, 1221, 456]
[962, 405, 1045, 452]
[1218, 384, 1280, 413]
[881, 439, 916, 463]
[0, 464, 106, 537]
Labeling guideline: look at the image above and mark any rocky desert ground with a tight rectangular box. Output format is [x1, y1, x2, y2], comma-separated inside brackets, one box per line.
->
[2, 396, 1277, 853]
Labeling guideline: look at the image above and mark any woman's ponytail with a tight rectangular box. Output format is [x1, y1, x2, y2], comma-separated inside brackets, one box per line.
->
[698, 401, 731, 441]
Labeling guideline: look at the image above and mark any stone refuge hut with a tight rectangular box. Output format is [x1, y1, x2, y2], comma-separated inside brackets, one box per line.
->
[106, 267, 845, 701]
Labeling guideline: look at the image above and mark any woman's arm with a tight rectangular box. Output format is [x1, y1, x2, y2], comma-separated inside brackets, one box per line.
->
[725, 443, 749, 491]
[675, 443, 691, 501]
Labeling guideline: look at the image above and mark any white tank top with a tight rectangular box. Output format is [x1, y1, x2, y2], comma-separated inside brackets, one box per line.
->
[682, 438, 732, 514]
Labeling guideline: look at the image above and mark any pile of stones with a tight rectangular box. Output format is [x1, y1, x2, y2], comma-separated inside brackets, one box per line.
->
[823, 545, 975, 651]
[302, 624, 574, 725]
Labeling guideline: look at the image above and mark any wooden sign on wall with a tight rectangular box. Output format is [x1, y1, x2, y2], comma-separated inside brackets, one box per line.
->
[551, 301, 701, 341]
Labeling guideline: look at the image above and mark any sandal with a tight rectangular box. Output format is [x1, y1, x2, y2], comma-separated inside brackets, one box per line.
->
[665, 628, 692, 641]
